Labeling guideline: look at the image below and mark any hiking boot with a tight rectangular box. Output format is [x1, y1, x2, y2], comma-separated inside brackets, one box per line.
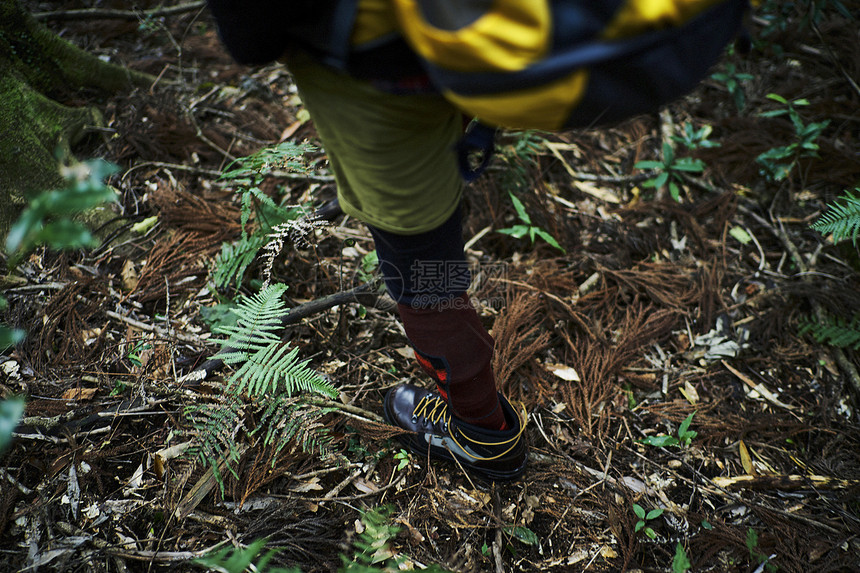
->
[383, 384, 527, 482]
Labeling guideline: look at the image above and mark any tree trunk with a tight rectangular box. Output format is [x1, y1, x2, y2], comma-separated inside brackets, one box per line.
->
[0, 0, 155, 237]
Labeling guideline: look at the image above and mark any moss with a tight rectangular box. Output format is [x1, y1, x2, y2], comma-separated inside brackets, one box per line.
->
[0, 0, 156, 238]
[1, 0, 153, 94]
[0, 70, 103, 237]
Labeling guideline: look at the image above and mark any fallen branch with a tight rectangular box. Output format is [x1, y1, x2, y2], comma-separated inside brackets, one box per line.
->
[712, 474, 860, 491]
[174, 445, 248, 520]
[33, 2, 206, 22]
[307, 397, 387, 425]
[621, 441, 847, 536]
[321, 458, 378, 503]
[491, 487, 506, 573]
[721, 360, 797, 412]
[104, 308, 208, 347]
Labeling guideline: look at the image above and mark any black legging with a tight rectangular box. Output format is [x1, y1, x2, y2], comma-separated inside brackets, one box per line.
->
[367, 204, 470, 308]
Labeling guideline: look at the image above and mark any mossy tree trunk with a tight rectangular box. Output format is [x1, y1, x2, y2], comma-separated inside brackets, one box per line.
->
[0, 0, 154, 237]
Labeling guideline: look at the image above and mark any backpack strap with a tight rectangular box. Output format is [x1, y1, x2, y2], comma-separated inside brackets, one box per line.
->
[320, 0, 361, 70]
[455, 122, 497, 183]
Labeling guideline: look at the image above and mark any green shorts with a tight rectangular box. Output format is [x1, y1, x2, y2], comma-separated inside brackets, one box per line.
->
[288, 52, 464, 235]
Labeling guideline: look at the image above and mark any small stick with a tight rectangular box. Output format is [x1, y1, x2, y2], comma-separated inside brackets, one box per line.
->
[33, 2, 206, 21]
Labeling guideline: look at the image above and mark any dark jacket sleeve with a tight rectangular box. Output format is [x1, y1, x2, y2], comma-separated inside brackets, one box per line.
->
[206, 0, 293, 65]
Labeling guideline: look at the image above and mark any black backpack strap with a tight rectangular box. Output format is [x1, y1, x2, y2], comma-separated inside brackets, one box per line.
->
[320, 0, 360, 69]
[455, 122, 497, 183]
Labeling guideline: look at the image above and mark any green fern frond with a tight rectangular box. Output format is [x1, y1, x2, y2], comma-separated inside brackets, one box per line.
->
[255, 397, 335, 464]
[188, 284, 338, 495]
[810, 189, 860, 245]
[341, 506, 403, 571]
[231, 343, 337, 398]
[216, 284, 337, 399]
[220, 141, 315, 184]
[216, 285, 289, 351]
[214, 234, 267, 289]
[184, 398, 244, 491]
[194, 538, 301, 573]
[799, 313, 860, 349]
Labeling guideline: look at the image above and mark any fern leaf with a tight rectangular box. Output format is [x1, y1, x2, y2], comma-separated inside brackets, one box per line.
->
[232, 343, 336, 398]
[190, 283, 338, 491]
[216, 284, 289, 349]
[214, 234, 267, 289]
[217, 284, 337, 399]
[195, 538, 302, 573]
[811, 189, 860, 245]
[255, 397, 335, 463]
[799, 313, 860, 349]
[184, 398, 244, 492]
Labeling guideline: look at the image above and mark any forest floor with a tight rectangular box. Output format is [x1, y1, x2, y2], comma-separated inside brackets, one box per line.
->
[2, 1, 859, 572]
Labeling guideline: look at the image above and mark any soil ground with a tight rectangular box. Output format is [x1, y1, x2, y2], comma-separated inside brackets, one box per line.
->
[2, 2, 859, 572]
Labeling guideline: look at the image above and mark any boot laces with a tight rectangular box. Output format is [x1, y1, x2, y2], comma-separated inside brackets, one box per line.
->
[411, 393, 528, 462]
[411, 394, 450, 432]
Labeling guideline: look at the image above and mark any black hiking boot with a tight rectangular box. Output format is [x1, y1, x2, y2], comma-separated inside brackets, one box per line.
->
[383, 384, 527, 482]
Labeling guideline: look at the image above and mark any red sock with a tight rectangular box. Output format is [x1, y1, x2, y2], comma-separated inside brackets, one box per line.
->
[398, 294, 508, 431]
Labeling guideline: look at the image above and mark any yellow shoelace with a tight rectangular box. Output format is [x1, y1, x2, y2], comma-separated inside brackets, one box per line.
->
[411, 395, 527, 462]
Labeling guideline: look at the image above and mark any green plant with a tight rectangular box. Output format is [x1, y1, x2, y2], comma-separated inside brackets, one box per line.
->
[185, 397, 245, 488]
[392, 449, 410, 472]
[214, 234, 268, 290]
[357, 250, 379, 283]
[757, 0, 853, 44]
[639, 412, 698, 447]
[109, 380, 128, 397]
[635, 142, 705, 202]
[127, 340, 151, 368]
[503, 525, 541, 554]
[756, 94, 830, 182]
[710, 60, 753, 111]
[746, 527, 777, 572]
[798, 312, 860, 349]
[497, 192, 565, 252]
[622, 383, 637, 410]
[213, 142, 316, 290]
[194, 508, 449, 573]
[800, 193, 860, 351]
[216, 285, 336, 398]
[810, 189, 860, 245]
[342, 506, 402, 571]
[672, 123, 721, 150]
[194, 538, 300, 573]
[186, 284, 338, 492]
[633, 503, 664, 539]
[199, 299, 241, 332]
[495, 130, 546, 191]
[5, 159, 118, 268]
[672, 543, 691, 573]
[0, 296, 25, 351]
[0, 397, 25, 455]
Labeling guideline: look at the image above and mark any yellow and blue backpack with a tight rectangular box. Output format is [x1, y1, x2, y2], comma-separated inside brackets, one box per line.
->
[208, 0, 747, 130]
[389, 0, 747, 130]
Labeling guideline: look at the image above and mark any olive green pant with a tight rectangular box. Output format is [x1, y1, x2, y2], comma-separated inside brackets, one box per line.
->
[287, 52, 464, 235]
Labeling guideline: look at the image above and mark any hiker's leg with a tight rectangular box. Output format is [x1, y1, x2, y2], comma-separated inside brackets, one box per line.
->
[367, 210, 506, 430]
[288, 52, 508, 431]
